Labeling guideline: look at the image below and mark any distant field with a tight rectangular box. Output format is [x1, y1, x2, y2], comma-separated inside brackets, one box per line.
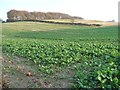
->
[2, 22, 119, 88]
[44, 19, 117, 26]
[2, 22, 118, 40]
[2, 21, 75, 31]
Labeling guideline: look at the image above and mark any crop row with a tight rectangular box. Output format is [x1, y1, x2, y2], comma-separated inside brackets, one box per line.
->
[2, 39, 119, 88]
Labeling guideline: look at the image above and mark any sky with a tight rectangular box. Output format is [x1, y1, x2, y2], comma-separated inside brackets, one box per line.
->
[0, 0, 119, 21]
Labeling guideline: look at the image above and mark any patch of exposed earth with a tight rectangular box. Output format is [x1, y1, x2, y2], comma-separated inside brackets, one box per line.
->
[2, 54, 75, 88]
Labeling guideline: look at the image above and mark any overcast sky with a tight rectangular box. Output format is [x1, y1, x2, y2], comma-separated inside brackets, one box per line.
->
[0, 0, 119, 21]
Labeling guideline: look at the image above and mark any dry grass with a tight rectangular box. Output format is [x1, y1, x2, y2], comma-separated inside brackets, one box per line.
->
[2, 22, 75, 31]
[45, 19, 118, 26]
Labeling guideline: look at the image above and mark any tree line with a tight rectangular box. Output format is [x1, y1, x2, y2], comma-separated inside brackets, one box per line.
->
[7, 9, 83, 21]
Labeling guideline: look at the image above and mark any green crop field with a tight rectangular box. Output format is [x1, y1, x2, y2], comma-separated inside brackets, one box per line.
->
[2, 21, 119, 88]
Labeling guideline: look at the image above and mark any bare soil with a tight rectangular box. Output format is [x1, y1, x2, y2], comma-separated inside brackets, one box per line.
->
[2, 54, 75, 88]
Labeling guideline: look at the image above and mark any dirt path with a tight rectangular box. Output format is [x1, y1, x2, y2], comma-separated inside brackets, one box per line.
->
[2, 54, 75, 88]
